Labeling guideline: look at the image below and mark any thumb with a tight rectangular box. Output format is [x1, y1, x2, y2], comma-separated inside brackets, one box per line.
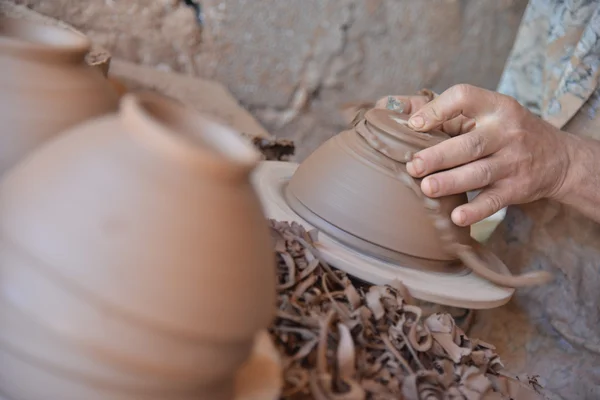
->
[374, 95, 431, 115]
[408, 84, 500, 132]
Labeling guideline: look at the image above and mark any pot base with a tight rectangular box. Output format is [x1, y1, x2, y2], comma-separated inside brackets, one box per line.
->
[284, 185, 466, 274]
[252, 161, 514, 310]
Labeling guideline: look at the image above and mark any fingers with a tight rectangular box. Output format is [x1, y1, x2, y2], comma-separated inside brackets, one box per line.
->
[374, 95, 430, 115]
[451, 187, 508, 226]
[420, 157, 505, 198]
[374, 95, 477, 136]
[407, 128, 504, 178]
[408, 84, 502, 132]
[440, 115, 476, 137]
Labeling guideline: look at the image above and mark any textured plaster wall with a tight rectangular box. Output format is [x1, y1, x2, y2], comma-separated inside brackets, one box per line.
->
[11, 0, 528, 159]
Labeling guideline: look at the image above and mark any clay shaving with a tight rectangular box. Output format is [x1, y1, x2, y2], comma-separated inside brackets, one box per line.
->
[268, 220, 554, 400]
[243, 134, 296, 161]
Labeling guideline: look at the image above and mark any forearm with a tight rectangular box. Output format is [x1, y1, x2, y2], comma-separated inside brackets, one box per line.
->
[554, 132, 600, 223]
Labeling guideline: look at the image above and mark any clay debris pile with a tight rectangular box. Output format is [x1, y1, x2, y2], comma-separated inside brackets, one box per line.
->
[268, 220, 546, 400]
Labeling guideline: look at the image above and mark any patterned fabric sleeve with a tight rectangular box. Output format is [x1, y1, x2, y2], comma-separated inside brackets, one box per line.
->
[497, 0, 600, 129]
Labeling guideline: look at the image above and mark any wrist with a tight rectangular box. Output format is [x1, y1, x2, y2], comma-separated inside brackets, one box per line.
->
[551, 131, 585, 204]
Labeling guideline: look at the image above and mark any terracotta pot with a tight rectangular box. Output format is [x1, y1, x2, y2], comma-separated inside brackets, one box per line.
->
[0, 238, 251, 388]
[285, 108, 552, 287]
[0, 92, 275, 398]
[287, 109, 470, 264]
[0, 345, 225, 400]
[0, 16, 118, 176]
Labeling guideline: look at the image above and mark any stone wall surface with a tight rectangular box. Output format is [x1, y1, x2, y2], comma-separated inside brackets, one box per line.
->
[8, 0, 528, 160]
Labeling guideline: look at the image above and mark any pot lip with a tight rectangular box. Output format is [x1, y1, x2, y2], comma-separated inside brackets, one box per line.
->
[120, 91, 261, 177]
[364, 108, 449, 150]
[0, 16, 90, 62]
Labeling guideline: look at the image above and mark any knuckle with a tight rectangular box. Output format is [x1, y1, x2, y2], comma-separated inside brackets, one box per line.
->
[498, 95, 526, 121]
[451, 84, 473, 103]
[462, 133, 486, 158]
[484, 192, 504, 214]
[506, 129, 528, 150]
[499, 94, 520, 110]
[474, 162, 493, 184]
[460, 117, 477, 133]
[519, 178, 535, 196]
[512, 139, 533, 166]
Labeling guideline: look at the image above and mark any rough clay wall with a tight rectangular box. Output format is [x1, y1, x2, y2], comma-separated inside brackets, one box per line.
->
[12, 0, 528, 160]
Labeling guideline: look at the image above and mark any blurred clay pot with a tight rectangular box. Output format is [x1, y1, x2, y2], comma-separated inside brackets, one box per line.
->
[0, 92, 275, 399]
[0, 345, 222, 400]
[0, 238, 253, 390]
[0, 16, 118, 176]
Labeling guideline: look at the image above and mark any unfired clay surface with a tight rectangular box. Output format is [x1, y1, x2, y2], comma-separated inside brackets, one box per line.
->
[0, 92, 275, 399]
[284, 109, 551, 288]
[252, 161, 514, 310]
[0, 16, 118, 176]
[286, 123, 470, 263]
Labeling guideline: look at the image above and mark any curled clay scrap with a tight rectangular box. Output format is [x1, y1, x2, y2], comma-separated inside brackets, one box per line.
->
[268, 220, 551, 399]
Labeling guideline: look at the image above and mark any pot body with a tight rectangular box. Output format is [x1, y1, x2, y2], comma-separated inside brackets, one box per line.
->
[0, 93, 275, 398]
[0, 17, 118, 176]
[287, 124, 472, 262]
[0, 346, 231, 400]
[0, 242, 250, 389]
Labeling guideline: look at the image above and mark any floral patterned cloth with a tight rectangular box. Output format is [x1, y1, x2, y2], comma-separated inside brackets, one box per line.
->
[472, 2, 600, 399]
[497, 0, 600, 131]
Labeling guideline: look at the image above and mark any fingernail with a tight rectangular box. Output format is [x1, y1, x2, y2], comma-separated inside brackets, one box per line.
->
[386, 96, 405, 112]
[423, 177, 439, 195]
[453, 209, 467, 226]
[409, 115, 425, 129]
[407, 157, 425, 176]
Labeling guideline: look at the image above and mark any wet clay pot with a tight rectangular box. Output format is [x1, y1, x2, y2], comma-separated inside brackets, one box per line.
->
[0, 92, 276, 399]
[286, 108, 552, 288]
[0, 16, 118, 176]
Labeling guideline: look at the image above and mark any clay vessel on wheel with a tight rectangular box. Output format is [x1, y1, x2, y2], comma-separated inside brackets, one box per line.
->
[285, 108, 552, 288]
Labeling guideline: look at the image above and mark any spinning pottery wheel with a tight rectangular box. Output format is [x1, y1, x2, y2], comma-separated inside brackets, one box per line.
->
[252, 108, 553, 309]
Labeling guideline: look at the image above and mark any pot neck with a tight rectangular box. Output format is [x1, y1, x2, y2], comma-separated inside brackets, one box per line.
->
[120, 92, 261, 181]
[0, 17, 90, 65]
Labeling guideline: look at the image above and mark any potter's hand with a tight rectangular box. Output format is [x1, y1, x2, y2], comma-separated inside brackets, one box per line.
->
[375, 94, 476, 136]
[400, 84, 572, 226]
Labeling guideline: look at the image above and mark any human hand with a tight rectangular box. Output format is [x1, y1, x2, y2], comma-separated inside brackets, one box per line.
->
[397, 84, 571, 227]
[375, 94, 478, 136]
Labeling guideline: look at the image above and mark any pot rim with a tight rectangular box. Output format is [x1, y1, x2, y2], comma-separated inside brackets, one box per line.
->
[0, 16, 90, 63]
[120, 92, 261, 178]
